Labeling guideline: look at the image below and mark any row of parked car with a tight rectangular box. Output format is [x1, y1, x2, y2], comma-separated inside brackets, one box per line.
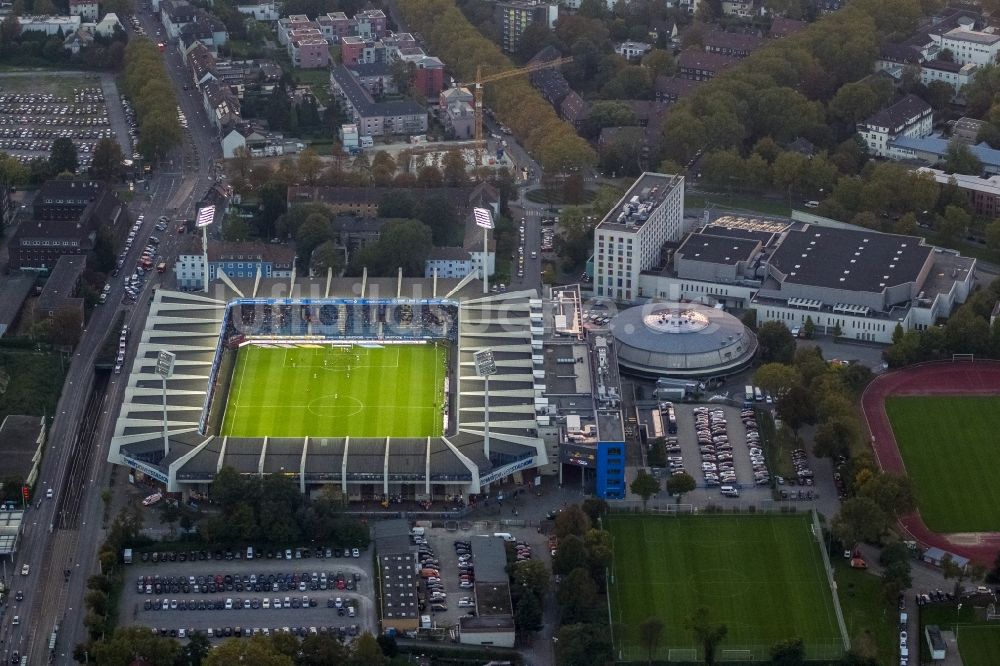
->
[740, 407, 771, 487]
[142, 594, 355, 613]
[414, 535, 452, 612]
[136, 545, 361, 564]
[136, 571, 360, 595]
[150, 624, 361, 641]
[694, 407, 738, 487]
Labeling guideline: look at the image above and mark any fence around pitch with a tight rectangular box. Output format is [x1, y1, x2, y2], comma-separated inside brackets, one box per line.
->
[614, 641, 846, 663]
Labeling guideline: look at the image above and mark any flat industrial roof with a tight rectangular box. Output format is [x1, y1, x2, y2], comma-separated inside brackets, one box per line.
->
[597, 172, 683, 233]
[768, 225, 932, 293]
[676, 232, 760, 265]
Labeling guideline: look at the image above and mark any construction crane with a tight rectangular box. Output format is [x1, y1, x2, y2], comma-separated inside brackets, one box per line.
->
[455, 57, 573, 168]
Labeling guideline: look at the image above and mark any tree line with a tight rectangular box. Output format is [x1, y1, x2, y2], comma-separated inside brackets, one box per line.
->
[122, 39, 183, 162]
[396, 0, 596, 173]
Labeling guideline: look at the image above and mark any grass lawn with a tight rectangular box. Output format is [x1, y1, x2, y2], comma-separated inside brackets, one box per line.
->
[524, 187, 596, 205]
[0, 349, 65, 420]
[686, 193, 792, 217]
[221, 343, 447, 438]
[958, 625, 1000, 666]
[608, 514, 843, 662]
[832, 559, 899, 665]
[885, 396, 1000, 532]
[0, 72, 100, 98]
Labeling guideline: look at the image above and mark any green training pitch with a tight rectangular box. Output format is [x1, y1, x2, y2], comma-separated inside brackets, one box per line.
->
[886, 396, 1000, 533]
[608, 514, 843, 662]
[958, 625, 1000, 666]
[221, 343, 447, 438]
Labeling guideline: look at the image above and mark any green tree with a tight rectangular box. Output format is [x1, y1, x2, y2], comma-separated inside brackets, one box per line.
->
[638, 616, 665, 664]
[813, 416, 860, 459]
[552, 534, 589, 576]
[554, 206, 596, 270]
[986, 218, 1000, 251]
[665, 471, 696, 503]
[554, 504, 592, 539]
[858, 473, 916, 520]
[441, 149, 468, 186]
[757, 320, 797, 363]
[371, 151, 396, 186]
[581, 497, 609, 525]
[556, 623, 613, 666]
[89, 138, 124, 182]
[629, 469, 660, 510]
[770, 637, 806, 666]
[944, 139, 983, 175]
[515, 589, 544, 634]
[776, 385, 817, 432]
[298, 634, 350, 665]
[643, 48, 674, 78]
[297, 148, 323, 185]
[686, 606, 728, 666]
[512, 559, 550, 596]
[90, 627, 182, 666]
[221, 214, 251, 242]
[49, 137, 78, 174]
[350, 218, 433, 277]
[416, 164, 444, 187]
[557, 567, 599, 624]
[832, 496, 887, 546]
[183, 631, 212, 666]
[310, 240, 345, 276]
[204, 635, 294, 666]
[295, 213, 332, 273]
[348, 633, 387, 666]
[882, 560, 913, 602]
[753, 363, 802, 397]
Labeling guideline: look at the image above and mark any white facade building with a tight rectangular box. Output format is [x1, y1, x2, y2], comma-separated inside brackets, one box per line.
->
[17, 15, 82, 36]
[235, 0, 279, 21]
[932, 28, 1000, 67]
[69, 0, 99, 22]
[858, 94, 933, 158]
[919, 60, 976, 100]
[593, 172, 685, 302]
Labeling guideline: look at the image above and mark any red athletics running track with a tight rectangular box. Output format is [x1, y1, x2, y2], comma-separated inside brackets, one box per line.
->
[860, 360, 1000, 565]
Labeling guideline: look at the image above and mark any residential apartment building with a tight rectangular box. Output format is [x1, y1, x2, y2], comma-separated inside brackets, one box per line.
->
[494, 0, 558, 53]
[676, 49, 738, 81]
[175, 239, 296, 289]
[439, 87, 475, 139]
[920, 59, 977, 100]
[918, 167, 1000, 216]
[702, 29, 763, 58]
[352, 8, 387, 39]
[721, 0, 755, 17]
[235, 0, 279, 21]
[593, 172, 685, 302]
[201, 80, 241, 132]
[277, 14, 316, 45]
[932, 27, 1000, 66]
[329, 64, 427, 137]
[289, 31, 330, 68]
[17, 15, 81, 36]
[614, 41, 651, 60]
[858, 94, 933, 158]
[11, 180, 127, 271]
[423, 208, 497, 279]
[348, 62, 396, 96]
[68, 0, 98, 22]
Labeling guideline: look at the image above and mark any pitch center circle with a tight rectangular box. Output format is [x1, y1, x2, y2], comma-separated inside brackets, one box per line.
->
[308, 394, 364, 418]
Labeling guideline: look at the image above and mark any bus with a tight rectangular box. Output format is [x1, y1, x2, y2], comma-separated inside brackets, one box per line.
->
[650, 410, 664, 439]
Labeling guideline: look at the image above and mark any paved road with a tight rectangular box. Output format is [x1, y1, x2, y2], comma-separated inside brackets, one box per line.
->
[1, 9, 220, 661]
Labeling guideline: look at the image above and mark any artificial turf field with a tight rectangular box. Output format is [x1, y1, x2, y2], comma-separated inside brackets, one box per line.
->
[958, 625, 1000, 666]
[885, 396, 1000, 533]
[607, 514, 843, 661]
[220, 343, 447, 438]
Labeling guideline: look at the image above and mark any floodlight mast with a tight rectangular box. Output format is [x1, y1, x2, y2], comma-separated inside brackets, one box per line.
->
[156, 350, 176, 457]
[473, 348, 497, 460]
[474, 207, 494, 294]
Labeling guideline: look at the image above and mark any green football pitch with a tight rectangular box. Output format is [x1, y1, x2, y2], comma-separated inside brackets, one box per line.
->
[886, 396, 1000, 533]
[958, 625, 1000, 666]
[220, 344, 447, 438]
[608, 514, 844, 662]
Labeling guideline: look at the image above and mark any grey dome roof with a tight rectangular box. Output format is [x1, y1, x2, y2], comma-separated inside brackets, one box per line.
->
[609, 302, 757, 377]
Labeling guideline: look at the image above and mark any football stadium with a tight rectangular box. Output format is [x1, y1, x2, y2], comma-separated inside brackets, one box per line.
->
[107, 272, 548, 502]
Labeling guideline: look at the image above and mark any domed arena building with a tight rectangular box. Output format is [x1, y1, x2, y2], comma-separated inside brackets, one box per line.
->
[609, 302, 757, 378]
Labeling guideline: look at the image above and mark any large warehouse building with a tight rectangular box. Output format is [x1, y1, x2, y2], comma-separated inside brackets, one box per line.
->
[107, 273, 549, 500]
[634, 214, 976, 345]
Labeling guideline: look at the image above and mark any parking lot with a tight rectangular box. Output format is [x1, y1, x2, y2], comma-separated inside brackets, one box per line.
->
[0, 86, 113, 169]
[121, 547, 376, 643]
[417, 524, 551, 628]
[652, 403, 774, 505]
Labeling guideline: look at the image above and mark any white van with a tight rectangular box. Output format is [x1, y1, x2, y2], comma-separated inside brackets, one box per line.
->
[754, 387, 764, 402]
[744, 385, 754, 402]
[493, 532, 516, 542]
[246, 546, 254, 560]
[804, 200, 820, 208]
[720, 485, 739, 498]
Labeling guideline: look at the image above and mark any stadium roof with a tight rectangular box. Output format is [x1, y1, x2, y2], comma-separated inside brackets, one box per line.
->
[108, 274, 546, 494]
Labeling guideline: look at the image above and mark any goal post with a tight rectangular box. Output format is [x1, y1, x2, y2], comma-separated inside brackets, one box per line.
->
[667, 648, 697, 662]
[953, 353, 975, 362]
[719, 649, 753, 662]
